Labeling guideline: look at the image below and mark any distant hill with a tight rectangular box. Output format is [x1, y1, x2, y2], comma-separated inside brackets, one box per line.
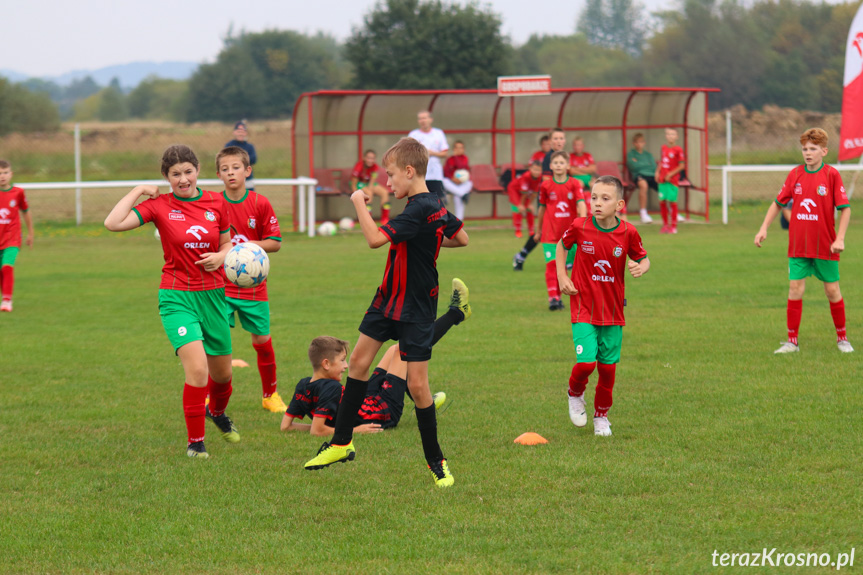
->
[0, 61, 199, 89]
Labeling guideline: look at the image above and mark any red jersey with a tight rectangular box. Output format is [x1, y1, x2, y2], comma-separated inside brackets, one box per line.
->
[0, 186, 29, 250]
[443, 154, 470, 180]
[561, 217, 647, 326]
[530, 150, 546, 164]
[659, 145, 685, 185]
[133, 189, 231, 291]
[569, 152, 595, 170]
[538, 177, 584, 243]
[351, 161, 379, 184]
[223, 190, 282, 300]
[508, 171, 543, 206]
[776, 164, 850, 261]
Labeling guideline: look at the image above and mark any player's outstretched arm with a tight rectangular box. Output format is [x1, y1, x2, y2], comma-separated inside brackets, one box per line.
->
[442, 228, 469, 248]
[831, 206, 851, 254]
[105, 185, 160, 231]
[23, 210, 34, 248]
[754, 202, 782, 247]
[556, 240, 578, 295]
[628, 257, 650, 278]
[280, 414, 311, 432]
[247, 239, 281, 253]
[351, 189, 389, 248]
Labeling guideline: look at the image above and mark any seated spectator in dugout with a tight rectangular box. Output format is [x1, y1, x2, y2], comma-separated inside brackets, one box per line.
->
[350, 149, 391, 225]
[281, 279, 472, 435]
[443, 141, 473, 220]
[626, 133, 658, 224]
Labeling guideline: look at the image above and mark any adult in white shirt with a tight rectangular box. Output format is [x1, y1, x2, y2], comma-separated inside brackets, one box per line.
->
[408, 110, 448, 200]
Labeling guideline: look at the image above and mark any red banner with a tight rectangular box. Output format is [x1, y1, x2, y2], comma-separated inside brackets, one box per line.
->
[840, 4, 863, 161]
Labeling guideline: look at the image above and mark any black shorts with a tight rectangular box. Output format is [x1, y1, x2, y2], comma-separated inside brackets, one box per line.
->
[634, 174, 658, 191]
[355, 368, 407, 429]
[426, 180, 446, 202]
[359, 309, 434, 361]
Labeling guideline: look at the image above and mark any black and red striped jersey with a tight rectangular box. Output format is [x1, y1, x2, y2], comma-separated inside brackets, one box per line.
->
[373, 192, 463, 322]
[285, 377, 343, 422]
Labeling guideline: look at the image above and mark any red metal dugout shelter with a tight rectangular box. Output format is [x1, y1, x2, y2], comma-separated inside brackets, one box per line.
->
[291, 87, 718, 225]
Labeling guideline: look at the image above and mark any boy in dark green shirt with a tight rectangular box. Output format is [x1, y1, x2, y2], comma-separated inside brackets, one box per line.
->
[625, 133, 657, 224]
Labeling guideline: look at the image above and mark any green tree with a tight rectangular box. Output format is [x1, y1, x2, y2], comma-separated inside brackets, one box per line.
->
[186, 30, 346, 121]
[128, 76, 190, 120]
[345, 0, 511, 89]
[0, 79, 60, 135]
[98, 78, 128, 121]
[577, 0, 647, 56]
[512, 34, 638, 87]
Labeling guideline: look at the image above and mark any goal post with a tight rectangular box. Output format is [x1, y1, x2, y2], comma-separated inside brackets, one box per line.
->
[718, 163, 863, 224]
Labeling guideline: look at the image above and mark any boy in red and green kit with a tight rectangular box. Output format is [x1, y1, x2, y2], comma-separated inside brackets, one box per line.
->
[656, 128, 685, 234]
[217, 146, 288, 411]
[0, 160, 34, 312]
[754, 128, 852, 354]
[557, 175, 650, 437]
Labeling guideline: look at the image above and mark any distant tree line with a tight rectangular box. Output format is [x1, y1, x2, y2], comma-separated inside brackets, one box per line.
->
[1, 0, 857, 133]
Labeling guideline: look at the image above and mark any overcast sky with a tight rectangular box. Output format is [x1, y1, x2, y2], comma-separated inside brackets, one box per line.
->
[5, 0, 690, 77]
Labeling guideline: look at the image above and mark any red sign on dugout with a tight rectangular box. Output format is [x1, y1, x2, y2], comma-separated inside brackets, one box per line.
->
[497, 75, 552, 97]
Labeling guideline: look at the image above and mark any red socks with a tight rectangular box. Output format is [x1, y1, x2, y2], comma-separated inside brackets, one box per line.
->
[0, 265, 13, 300]
[568, 362, 596, 397]
[594, 363, 616, 417]
[252, 338, 278, 398]
[513, 211, 522, 232]
[670, 202, 678, 225]
[787, 299, 802, 345]
[830, 299, 847, 342]
[660, 201, 669, 226]
[526, 211, 535, 235]
[545, 260, 560, 300]
[207, 375, 233, 417]
[183, 384, 208, 444]
[381, 204, 391, 224]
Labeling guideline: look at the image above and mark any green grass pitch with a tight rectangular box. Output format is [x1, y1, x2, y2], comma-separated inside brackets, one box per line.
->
[1, 203, 861, 574]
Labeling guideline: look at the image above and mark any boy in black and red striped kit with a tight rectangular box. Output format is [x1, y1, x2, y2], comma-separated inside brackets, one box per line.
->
[304, 137, 469, 488]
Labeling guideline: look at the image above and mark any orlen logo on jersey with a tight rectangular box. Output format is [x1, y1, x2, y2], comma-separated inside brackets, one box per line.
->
[592, 260, 615, 282]
[797, 199, 818, 221]
[231, 233, 249, 246]
[184, 225, 212, 248]
[554, 201, 571, 219]
[0, 208, 10, 220]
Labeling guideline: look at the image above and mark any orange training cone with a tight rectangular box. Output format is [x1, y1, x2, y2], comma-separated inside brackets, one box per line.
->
[514, 432, 548, 445]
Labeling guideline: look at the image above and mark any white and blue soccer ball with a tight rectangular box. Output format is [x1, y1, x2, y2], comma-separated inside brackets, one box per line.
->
[338, 217, 355, 231]
[224, 242, 270, 288]
[318, 221, 337, 236]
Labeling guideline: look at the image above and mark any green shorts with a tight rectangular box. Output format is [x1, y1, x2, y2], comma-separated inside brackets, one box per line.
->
[226, 296, 271, 336]
[542, 242, 576, 265]
[159, 289, 232, 356]
[0, 246, 20, 267]
[357, 182, 367, 190]
[571, 323, 623, 364]
[574, 174, 591, 189]
[658, 182, 679, 203]
[789, 257, 840, 283]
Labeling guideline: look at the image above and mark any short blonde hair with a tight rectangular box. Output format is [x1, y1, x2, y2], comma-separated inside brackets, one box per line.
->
[308, 336, 349, 370]
[800, 128, 828, 148]
[382, 137, 428, 177]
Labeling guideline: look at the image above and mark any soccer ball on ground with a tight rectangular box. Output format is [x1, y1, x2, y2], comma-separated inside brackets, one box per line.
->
[339, 217, 355, 231]
[224, 242, 270, 288]
[318, 221, 337, 236]
[453, 169, 470, 184]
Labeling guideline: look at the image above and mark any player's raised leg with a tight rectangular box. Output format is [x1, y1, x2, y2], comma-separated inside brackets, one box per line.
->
[407, 360, 453, 487]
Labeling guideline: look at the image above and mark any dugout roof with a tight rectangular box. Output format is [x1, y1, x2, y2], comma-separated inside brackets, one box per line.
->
[292, 87, 719, 216]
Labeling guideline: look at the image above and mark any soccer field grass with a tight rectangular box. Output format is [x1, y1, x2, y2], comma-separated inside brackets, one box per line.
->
[2, 204, 861, 574]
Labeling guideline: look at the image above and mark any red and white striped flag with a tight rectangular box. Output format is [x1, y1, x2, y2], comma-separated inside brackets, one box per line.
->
[840, 3, 863, 161]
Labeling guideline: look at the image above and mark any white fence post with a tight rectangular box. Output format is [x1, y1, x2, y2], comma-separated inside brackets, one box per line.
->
[74, 124, 82, 226]
[298, 184, 306, 233]
[721, 166, 729, 225]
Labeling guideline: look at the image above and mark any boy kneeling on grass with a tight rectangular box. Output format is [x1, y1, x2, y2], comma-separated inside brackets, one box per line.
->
[281, 287, 470, 436]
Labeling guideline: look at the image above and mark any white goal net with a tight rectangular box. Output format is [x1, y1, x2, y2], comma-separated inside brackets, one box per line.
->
[717, 163, 863, 223]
